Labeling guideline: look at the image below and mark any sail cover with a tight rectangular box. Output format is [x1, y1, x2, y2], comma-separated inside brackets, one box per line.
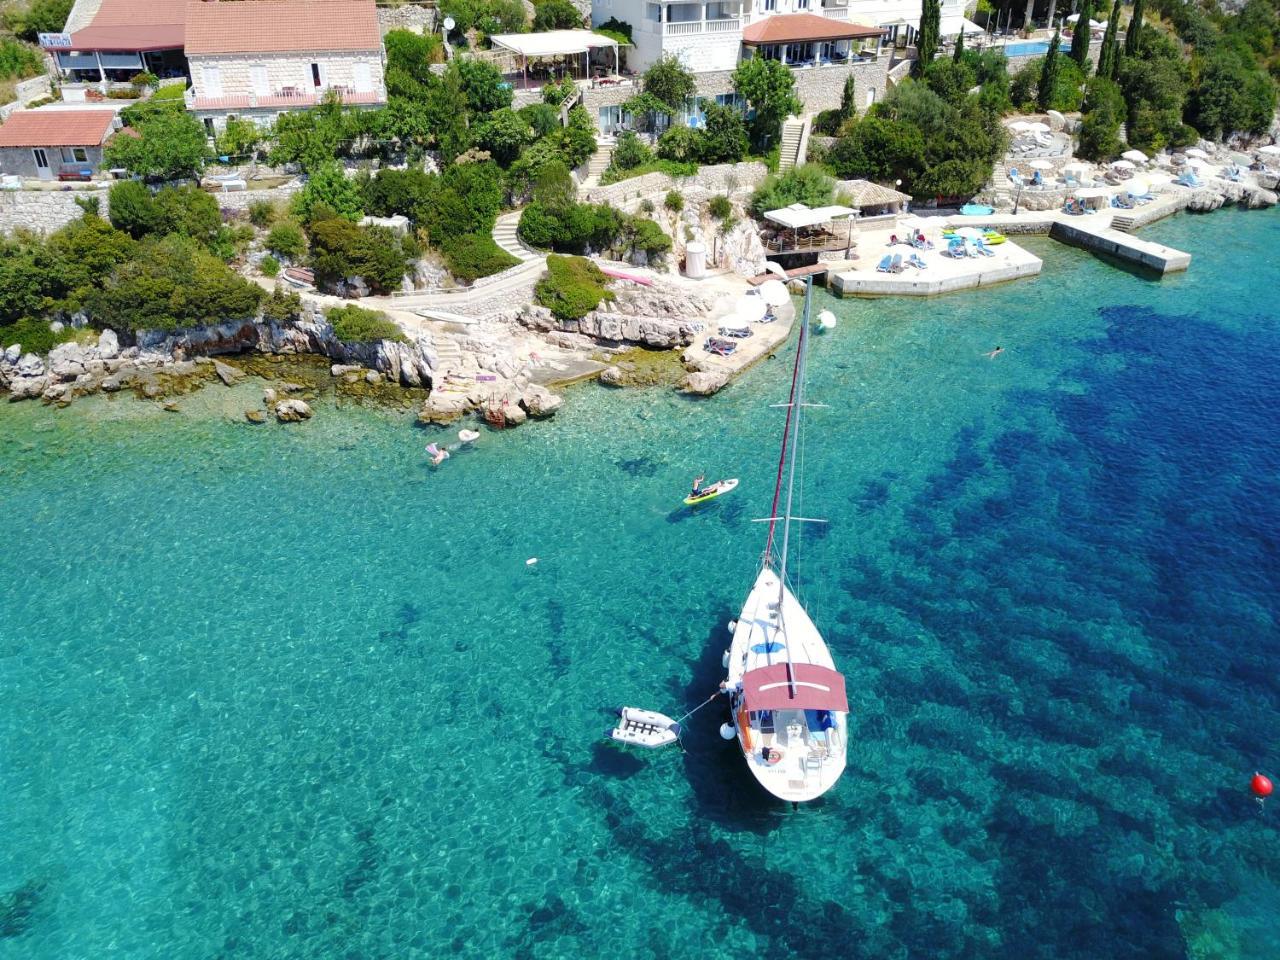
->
[742, 663, 849, 712]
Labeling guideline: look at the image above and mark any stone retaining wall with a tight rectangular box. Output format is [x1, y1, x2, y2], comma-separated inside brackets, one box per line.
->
[581, 160, 767, 210]
[0, 188, 110, 234]
[377, 5, 437, 33]
[209, 181, 304, 211]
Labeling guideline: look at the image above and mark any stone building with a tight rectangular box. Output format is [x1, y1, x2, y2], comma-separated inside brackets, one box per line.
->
[0, 107, 120, 180]
[184, 0, 387, 135]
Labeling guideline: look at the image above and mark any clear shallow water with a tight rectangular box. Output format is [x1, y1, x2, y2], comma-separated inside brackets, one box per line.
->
[2, 210, 1279, 959]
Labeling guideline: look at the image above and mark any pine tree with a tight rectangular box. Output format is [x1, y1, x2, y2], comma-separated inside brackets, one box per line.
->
[1037, 29, 1062, 111]
[953, 27, 965, 62]
[1070, 0, 1093, 69]
[1124, 0, 1144, 58]
[914, 0, 941, 77]
[1096, 0, 1122, 80]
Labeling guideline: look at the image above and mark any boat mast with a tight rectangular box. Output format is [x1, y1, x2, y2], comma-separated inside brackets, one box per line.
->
[775, 276, 813, 610]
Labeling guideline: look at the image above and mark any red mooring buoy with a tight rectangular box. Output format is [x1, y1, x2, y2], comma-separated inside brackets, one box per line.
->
[1251, 773, 1273, 799]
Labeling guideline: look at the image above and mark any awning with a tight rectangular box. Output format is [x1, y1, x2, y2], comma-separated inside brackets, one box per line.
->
[489, 29, 620, 57]
[764, 203, 856, 228]
[743, 12, 884, 44]
[742, 663, 849, 713]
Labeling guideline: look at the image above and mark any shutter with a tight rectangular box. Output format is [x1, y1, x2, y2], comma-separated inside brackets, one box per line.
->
[202, 65, 223, 98]
[250, 64, 269, 96]
[353, 62, 372, 93]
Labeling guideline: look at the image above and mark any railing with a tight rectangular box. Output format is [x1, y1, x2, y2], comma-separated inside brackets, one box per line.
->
[820, 6, 850, 19]
[706, 17, 742, 31]
[664, 21, 703, 35]
[762, 231, 854, 254]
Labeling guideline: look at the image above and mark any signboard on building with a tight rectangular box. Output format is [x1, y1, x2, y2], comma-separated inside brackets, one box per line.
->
[38, 32, 73, 47]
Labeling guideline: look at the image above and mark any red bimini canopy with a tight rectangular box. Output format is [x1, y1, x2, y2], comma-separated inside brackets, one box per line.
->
[742, 663, 849, 713]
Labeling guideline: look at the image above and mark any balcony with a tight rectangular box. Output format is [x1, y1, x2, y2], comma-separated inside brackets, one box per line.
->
[663, 17, 742, 35]
[820, 6, 850, 20]
[186, 85, 385, 111]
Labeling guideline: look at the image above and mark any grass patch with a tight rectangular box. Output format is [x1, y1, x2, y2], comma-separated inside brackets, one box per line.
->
[599, 158, 698, 186]
[0, 318, 81, 355]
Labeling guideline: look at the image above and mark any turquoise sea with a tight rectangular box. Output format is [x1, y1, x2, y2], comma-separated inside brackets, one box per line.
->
[2, 209, 1279, 959]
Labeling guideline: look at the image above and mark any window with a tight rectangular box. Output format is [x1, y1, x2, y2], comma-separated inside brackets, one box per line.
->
[203, 117, 215, 137]
[865, 87, 876, 106]
[250, 64, 269, 96]
[647, 2, 660, 19]
[73, 148, 88, 163]
[32, 148, 49, 170]
[795, 0, 809, 9]
[311, 63, 323, 87]
[202, 65, 223, 98]
[762, 0, 776, 10]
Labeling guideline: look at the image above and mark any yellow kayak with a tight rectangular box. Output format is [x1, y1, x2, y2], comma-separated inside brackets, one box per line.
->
[684, 478, 739, 506]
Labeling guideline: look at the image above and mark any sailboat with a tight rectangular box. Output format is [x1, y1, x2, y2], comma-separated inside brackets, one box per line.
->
[720, 274, 848, 803]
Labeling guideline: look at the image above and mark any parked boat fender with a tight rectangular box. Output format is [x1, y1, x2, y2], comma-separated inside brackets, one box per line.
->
[719, 723, 736, 740]
[721, 649, 730, 668]
[766, 748, 784, 765]
[737, 707, 754, 752]
[727, 620, 737, 633]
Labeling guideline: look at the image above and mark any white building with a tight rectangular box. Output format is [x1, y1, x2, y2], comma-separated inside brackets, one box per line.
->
[592, 0, 969, 74]
[183, 0, 386, 134]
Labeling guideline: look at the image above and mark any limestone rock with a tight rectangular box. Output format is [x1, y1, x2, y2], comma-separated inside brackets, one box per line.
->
[8, 375, 48, 400]
[330, 364, 362, 376]
[4, 344, 19, 364]
[263, 387, 278, 405]
[47, 342, 89, 380]
[163, 401, 180, 412]
[97, 329, 119, 360]
[599, 365, 625, 387]
[17, 353, 45, 378]
[418, 391, 469, 424]
[366, 370, 383, 385]
[520, 383, 563, 418]
[1046, 110, 1066, 132]
[679, 369, 731, 395]
[274, 398, 313, 422]
[245, 409, 267, 423]
[213, 359, 245, 386]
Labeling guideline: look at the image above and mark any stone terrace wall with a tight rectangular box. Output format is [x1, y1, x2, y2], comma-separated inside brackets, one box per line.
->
[209, 181, 303, 211]
[377, 5, 437, 33]
[0, 189, 110, 234]
[581, 160, 767, 212]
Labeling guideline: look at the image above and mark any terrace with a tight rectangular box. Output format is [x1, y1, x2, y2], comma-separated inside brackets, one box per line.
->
[761, 203, 858, 255]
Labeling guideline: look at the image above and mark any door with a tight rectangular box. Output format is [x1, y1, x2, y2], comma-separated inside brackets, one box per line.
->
[202, 65, 223, 98]
[353, 61, 372, 94]
[250, 64, 269, 97]
[32, 148, 51, 180]
[310, 63, 324, 89]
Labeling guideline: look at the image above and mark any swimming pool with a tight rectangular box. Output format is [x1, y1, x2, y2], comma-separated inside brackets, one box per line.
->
[1004, 39, 1073, 56]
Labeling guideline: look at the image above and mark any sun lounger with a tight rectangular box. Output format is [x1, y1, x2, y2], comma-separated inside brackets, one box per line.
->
[974, 238, 995, 257]
[705, 337, 737, 357]
[876, 254, 893, 272]
[907, 253, 928, 270]
[947, 237, 967, 258]
[889, 253, 904, 273]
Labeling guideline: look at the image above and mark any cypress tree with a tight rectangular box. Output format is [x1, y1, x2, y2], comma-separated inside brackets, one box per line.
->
[953, 26, 965, 62]
[1125, 0, 1144, 58]
[839, 73, 856, 123]
[914, 0, 941, 77]
[1037, 29, 1062, 111]
[1070, 0, 1093, 69]
[1096, 0, 1122, 80]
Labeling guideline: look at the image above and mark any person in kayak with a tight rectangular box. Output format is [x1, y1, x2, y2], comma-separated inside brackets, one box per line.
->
[691, 474, 705, 497]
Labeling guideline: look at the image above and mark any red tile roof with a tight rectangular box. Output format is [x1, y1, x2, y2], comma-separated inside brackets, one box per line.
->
[742, 13, 886, 44]
[0, 110, 117, 148]
[62, 0, 187, 51]
[184, 0, 382, 56]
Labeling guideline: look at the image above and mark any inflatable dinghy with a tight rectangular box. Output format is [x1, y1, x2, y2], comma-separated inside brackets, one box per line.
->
[458, 429, 480, 443]
[608, 707, 681, 748]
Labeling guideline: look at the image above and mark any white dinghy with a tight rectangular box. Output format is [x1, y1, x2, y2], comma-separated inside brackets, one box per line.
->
[608, 707, 681, 749]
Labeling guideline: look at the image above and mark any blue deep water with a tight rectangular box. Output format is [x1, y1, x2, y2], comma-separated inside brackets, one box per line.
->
[2, 209, 1279, 959]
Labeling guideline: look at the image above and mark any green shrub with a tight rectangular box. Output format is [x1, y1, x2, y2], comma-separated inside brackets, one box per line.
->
[307, 218, 411, 294]
[441, 232, 519, 282]
[262, 287, 302, 324]
[108, 180, 159, 238]
[532, 0, 581, 30]
[362, 167, 436, 219]
[624, 217, 671, 259]
[598, 158, 696, 185]
[612, 130, 653, 171]
[265, 222, 306, 260]
[0, 317, 78, 355]
[535, 254, 614, 321]
[655, 126, 701, 162]
[0, 38, 42, 81]
[152, 82, 187, 101]
[247, 199, 277, 228]
[639, 199, 655, 214]
[327, 304, 405, 343]
[664, 190, 684, 212]
[708, 195, 732, 220]
[519, 103, 560, 138]
[260, 255, 281, 277]
[750, 164, 835, 217]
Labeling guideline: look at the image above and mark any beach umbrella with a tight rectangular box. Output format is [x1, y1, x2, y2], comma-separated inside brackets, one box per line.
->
[1258, 145, 1280, 156]
[953, 226, 985, 238]
[1063, 161, 1092, 175]
[1127, 178, 1149, 195]
[1121, 149, 1148, 163]
[1185, 147, 1209, 159]
[1026, 121, 1051, 134]
[1184, 156, 1207, 168]
[758, 279, 790, 307]
[1028, 158, 1054, 169]
[1111, 159, 1136, 170]
[735, 294, 767, 323]
[1008, 120, 1034, 133]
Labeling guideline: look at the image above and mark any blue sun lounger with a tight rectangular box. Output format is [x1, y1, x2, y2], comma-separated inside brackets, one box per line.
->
[876, 254, 893, 272]
[974, 238, 996, 257]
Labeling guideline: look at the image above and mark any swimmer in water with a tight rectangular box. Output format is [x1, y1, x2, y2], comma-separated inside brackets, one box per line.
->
[985, 346, 1004, 359]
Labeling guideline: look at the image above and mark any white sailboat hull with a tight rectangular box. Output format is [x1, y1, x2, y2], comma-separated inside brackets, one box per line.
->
[725, 566, 847, 802]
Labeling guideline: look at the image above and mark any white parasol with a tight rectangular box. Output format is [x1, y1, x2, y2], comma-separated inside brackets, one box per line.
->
[1258, 144, 1280, 156]
[1111, 159, 1136, 170]
[1184, 147, 1210, 159]
[1063, 161, 1092, 175]
[1184, 156, 1207, 168]
[953, 226, 985, 238]
[758, 279, 790, 306]
[1121, 149, 1148, 163]
[1028, 158, 1055, 169]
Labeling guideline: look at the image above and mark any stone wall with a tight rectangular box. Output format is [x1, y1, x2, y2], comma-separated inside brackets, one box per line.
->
[581, 160, 767, 210]
[377, 4, 437, 33]
[0, 187, 110, 234]
[208, 180, 304, 211]
[683, 58, 891, 117]
[0, 144, 106, 179]
[188, 51, 385, 104]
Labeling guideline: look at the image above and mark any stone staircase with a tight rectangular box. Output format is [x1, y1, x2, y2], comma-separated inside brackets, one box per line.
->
[1109, 213, 1137, 233]
[778, 117, 808, 171]
[492, 211, 540, 263]
[431, 335, 465, 378]
[580, 137, 615, 188]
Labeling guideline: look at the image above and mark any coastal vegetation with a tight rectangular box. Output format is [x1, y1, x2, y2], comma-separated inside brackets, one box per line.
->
[305, 215, 414, 295]
[326, 305, 405, 344]
[104, 102, 212, 182]
[535, 255, 615, 320]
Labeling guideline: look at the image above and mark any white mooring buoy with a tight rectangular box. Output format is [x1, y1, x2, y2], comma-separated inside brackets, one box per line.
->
[719, 723, 736, 741]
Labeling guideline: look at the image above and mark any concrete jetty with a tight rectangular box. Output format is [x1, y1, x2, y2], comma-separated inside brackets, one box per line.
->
[831, 240, 1042, 297]
[1048, 219, 1191, 273]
